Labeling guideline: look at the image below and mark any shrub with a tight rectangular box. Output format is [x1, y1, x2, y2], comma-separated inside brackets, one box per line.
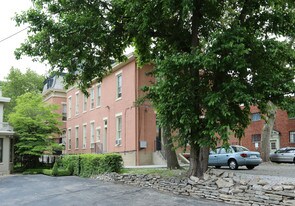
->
[52, 162, 59, 176]
[60, 153, 123, 177]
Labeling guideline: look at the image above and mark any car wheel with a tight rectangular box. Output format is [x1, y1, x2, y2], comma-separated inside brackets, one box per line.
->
[215, 166, 221, 169]
[246, 165, 255, 170]
[228, 159, 238, 170]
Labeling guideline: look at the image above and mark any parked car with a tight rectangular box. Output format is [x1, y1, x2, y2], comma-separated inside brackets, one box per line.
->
[269, 147, 295, 163]
[208, 145, 262, 170]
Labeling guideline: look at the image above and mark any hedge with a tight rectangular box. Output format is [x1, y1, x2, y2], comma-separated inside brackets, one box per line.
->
[61, 153, 123, 177]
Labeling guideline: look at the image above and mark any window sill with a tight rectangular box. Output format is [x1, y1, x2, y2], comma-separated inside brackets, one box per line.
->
[115, 97, 122, 102]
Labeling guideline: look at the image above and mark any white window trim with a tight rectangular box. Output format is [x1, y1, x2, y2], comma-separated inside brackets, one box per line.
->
[290, 131, 295, 143]
[116, 71, 122, 100]
[75, 91, 79, 115]
[75, 126, 79, 149]
[68, 96, 72, 119]
[96, 83, 102, 108]
[90, 87, 95, 110]
[96, 127, 101, 143]
[115, 114, 122, 146]
[90, 121, 95, 148]
[83, 94, 88, 112]
[67, 128, 72, 150]
[82, 123, 87, 149]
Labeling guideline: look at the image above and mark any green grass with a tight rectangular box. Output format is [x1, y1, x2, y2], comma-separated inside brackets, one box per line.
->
[22, 168, 71, 176]
[121, 167, 188, 178]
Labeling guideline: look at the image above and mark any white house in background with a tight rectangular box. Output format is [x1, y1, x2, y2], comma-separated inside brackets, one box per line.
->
[0, 90, 14, 175]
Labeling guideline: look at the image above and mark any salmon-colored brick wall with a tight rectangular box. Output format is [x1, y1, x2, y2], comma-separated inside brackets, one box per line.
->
[65, 58, 157, 165]
[229, 106, 295, 151]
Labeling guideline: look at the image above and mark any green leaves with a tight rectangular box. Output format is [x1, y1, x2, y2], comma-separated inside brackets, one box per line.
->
[8, 92, 61, 157]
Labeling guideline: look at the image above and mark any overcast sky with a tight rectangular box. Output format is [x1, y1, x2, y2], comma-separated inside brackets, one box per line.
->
[0, 0, 49, 81]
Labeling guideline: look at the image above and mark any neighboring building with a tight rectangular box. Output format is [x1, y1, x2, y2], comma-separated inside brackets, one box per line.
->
[229, 106, 295, 153]
[43, 54, 165, 166]
[0, 90, 14, 175]
[42, 74, 67, 146]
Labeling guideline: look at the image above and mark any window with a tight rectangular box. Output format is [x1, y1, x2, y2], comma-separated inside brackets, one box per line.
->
[62, 103, 67, 121]
[90, 122, 95, 148]
[290, 131, 295, 143]
[75, 127, 79, 149]
[0, 138, 3, 163]
[270, 141, 277, 150]
[251, 134, 261, 143]
[75, 92, 79, 115]
[68, 129, 72, 150]
[83, 124, 87, 149]
[96, 127, 101, 142]
[251, 113, 261, 121]
[90, 88, 94, 109]
[103, 118, 108, 152]
[116, 73, 122, 99]
[83, 94, 87, 112]
[116, 114, 122, 146]
[96, 84, 101, 107]
[68, 96, 72, 118]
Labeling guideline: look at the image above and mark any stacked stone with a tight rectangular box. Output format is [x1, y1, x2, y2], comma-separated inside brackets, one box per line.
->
[95, 170, 295, 206]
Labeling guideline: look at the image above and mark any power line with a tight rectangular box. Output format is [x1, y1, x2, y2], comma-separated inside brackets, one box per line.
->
[0, 27, 29, 44]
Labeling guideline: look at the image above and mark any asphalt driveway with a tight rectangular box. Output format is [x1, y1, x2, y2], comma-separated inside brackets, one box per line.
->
[0, 175, 231, 206]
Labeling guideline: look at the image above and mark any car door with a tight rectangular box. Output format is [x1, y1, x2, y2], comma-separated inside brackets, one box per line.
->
[217, 147, 232, 166]
[208, 149, 219, 166]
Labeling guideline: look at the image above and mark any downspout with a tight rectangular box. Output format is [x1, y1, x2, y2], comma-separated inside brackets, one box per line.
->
[135, 62, 140, 165]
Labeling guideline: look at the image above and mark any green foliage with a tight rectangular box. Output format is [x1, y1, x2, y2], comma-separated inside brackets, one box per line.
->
[8, 92, 61, 167]
[15, 0, 295, 176]
[61, 154, 123, 177]
[52, 162, 59, 176]
[1, 68, 45, 121]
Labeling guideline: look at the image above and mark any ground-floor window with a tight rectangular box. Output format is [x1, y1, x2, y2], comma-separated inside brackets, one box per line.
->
[0, 138, 3, 163]
[290, 131, 295, 143]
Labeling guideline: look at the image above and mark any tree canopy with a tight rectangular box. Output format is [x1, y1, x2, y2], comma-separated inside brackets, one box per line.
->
[1, 67, 45, 121]
[9, 92, 61, 168]
[15, 0, 295, 176]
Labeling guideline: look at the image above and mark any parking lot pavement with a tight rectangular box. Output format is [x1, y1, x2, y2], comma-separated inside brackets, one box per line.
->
[0, 175, 231, 206]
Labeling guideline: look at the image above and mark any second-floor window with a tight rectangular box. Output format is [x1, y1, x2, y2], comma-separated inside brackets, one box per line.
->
[251, 113, 261, 121]
[68, 96, 72, 118]
[62, 103, 67, 121]
[116, 73, 122, 99]
[90, 88, 94, 110]
[96, 84, 101, 107]
[251, 134, 261, 143]
[83, 94, 87, 112]
[75, 92, 79, 115]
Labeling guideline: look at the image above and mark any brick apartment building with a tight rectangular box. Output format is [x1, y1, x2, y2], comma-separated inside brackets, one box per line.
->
[43, 54, 295, 165]
[229, 106, 295, 153]
[43, 54, 165, 166]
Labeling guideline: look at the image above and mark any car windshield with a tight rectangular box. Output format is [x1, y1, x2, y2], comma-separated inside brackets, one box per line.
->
[231, 146, 249, 152]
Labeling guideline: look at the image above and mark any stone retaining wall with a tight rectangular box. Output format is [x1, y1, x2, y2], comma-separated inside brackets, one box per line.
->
[95, 169, 295, 206]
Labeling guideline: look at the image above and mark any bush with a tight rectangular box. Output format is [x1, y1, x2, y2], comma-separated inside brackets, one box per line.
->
[52, 162, 59, 176]
[60, 153, 123, 177]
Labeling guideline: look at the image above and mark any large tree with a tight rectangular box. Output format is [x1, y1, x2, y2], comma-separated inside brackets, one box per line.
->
[15, 0, 295, 177]
[1, 67, 45, 121]
[9, 92, 61, 168]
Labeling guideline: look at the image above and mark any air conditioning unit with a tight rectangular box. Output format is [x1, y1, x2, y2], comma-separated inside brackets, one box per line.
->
[115, 139, 122, 146]
[139, 141, 147, 149]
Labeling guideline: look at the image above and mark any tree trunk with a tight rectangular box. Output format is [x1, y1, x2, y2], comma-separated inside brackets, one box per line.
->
[188, 142, 209, 178]
[261, 101, 277, 162]
[162, 126, 180, 169]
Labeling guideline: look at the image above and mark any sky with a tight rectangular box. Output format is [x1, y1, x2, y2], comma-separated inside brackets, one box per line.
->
[0, 0, 49, 81]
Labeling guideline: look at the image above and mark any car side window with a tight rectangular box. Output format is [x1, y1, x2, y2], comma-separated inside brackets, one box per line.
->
[287, 149, 295, 153]
[219, 148, 227, 154]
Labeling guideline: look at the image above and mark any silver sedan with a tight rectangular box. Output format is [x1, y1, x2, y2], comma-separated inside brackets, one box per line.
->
[270, 147, 295, 163]
[208, 145, 262, 170]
